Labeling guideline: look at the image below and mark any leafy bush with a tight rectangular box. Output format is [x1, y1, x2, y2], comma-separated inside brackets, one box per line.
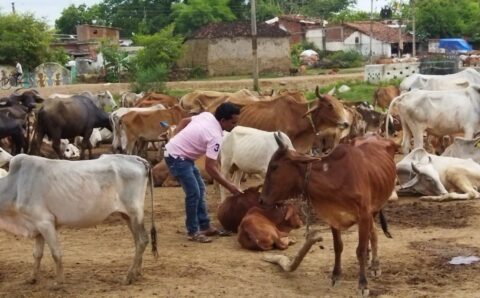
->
[99, 39, 129, 83]
[130, 64, 168, 93]
[290, 41, 322, 67]
[323, 50, 365, 68]
[48, 48, 70, 66]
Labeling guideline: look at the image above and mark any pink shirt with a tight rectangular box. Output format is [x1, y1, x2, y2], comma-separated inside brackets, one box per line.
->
[165, 112, 223, 160]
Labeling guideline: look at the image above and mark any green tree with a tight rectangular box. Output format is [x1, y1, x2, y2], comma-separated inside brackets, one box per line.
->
[99, 0, 175, 37]
[99, 39, 128, 82]
[55, 4, 103, 34]
[330, 9, 377, 24]
[130, 25, 184, 91]
[254, 0, 283, 22]
[415, 0, 480, 40]
[0, 13, 53, 69]
[301, 0, 356, 19]
[171, 0, 236, 36]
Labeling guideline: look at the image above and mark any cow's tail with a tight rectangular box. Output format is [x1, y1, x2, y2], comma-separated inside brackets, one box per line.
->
[148, 163, 158, 259]
[385, 93, 406, 138]
[378, 210, 393, 239]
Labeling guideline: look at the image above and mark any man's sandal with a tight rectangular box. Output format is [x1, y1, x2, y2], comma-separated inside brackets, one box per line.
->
[188, 232, 212, 243]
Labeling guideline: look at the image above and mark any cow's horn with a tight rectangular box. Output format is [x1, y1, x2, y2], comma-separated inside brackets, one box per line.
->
[411, 162, 420, 174]
[269, 89, 274, 96]
[274, 132, 286, 150]
[315, 86, 323, 99]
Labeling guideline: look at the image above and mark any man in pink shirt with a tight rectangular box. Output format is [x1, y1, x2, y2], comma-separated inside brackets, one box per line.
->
[165, 102, 242, 243]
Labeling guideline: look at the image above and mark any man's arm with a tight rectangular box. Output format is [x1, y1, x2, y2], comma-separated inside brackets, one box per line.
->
[174, 117, 192, 135]
[205, 157, 242, 195]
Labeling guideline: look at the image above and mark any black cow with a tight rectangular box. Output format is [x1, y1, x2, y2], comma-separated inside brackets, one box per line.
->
[0, 89, 44, 112]
[30, 95, 111, 159]
[0, 113, 26, 155]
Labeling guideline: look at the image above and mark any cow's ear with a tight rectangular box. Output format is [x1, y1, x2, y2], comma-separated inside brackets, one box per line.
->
[253, 184, 263, 193]
[411, 162, 420, 174]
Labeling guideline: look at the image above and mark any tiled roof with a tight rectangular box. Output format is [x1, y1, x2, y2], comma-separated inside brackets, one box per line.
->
[344, 21, 412, 43]
[279, 14, 323, 25]
[191, 21, 289, 39]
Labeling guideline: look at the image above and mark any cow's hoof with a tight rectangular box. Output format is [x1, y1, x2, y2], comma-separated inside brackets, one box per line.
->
[331, 276, 341, 287]
[358, 288, 370, 297]
[370, 268, 382, 277]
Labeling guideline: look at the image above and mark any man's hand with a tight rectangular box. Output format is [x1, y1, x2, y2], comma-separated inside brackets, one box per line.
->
[205, 157, 243, 196]
[226, 182, 243, 195]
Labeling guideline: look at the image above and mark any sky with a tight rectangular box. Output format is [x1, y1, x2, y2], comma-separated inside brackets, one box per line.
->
[1, 0, 391, 27]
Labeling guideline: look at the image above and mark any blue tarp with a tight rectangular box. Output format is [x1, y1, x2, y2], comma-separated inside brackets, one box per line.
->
[439, 38, 473, 53]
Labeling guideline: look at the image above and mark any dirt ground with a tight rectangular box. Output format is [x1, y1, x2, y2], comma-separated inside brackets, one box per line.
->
[1, 147, 480, 298]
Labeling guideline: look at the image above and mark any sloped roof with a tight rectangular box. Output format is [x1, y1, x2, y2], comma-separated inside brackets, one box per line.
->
[343, 21, 412, 43]
[279, 14, 324, 25]
[191, 22, 289, 39]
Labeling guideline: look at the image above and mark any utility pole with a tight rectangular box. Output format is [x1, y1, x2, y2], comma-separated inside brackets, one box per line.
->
[11, 2, 15, 14]
[412, 0, 416, 57]
[369, 0, 373, 64]
[251, 0, 259, 91]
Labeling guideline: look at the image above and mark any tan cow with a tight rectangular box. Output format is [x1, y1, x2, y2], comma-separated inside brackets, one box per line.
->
[135, 93, 178, 108]
[373, 86, 400, 111]
[119, 106, 189, 154]
[237, 87, 349, 153]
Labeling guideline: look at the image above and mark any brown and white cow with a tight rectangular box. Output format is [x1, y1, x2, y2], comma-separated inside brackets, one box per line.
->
[260, 134, 396, 296]
[237, 202, 303, 251]
[238, 87, 349, 154]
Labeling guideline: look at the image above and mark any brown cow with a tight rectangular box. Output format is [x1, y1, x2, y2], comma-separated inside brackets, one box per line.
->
[237, 202, 303, 251]
[373, 86, 400, 111]
[238, 87, 349, 153]
[272, 89, 306, 103]
[152, 155, 213, 187]
[217, 185, 262, 232]
[119, 105, 189, 154]
[260, 133, 396, 296]
[135, 93, 178, 108]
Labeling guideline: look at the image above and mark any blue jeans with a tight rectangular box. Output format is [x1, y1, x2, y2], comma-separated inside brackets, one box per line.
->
[165, 156, 210, 235]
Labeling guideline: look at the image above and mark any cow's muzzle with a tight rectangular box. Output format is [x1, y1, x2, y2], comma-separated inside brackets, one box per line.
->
[337, 122, 349, 130]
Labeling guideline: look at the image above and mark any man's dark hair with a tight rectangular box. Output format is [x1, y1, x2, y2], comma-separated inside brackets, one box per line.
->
[214, 102, 240, 121]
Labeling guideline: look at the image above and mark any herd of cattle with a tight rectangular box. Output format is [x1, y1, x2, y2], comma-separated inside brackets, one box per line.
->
[1, 68, 480, 295]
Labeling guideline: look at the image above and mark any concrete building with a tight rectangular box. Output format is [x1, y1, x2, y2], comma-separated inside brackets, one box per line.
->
[178, 22, 291, 76]
[306, 21, 413, 58]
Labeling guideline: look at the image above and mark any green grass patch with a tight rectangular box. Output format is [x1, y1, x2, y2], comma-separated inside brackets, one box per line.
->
[305, 79, 401, 103]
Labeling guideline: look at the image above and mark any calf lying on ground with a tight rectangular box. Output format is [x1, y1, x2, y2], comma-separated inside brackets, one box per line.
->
[217, 185, 262, 232]
[237, 202, 302, 251]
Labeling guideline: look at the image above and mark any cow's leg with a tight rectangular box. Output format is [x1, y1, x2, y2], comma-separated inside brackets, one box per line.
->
[81, 130, 93, 159]
[464, 127, 474, 139]
[331, 227, 343, 286]
[356, 213, 372, 297]
[37, 222, 64, 284]
[400, 119, 412, 155]
[369, 221, 381, 277]
[52, 138, 63, 159]
[125, 215, 148, 284]
[28, 235, 45, 284]
[411, 126, 425, 151]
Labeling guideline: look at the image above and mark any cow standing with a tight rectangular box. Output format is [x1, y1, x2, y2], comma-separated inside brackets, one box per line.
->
[238, 87, 349, 153]
[30, 95, 111, 159]
[387, 84, 480, 154]
[260, 134, 396, 296]
[0, 154, 157, 284]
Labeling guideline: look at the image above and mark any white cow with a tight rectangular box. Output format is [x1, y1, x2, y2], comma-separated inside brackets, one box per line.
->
[0, 154, 157, 284]
[49, 91, 117, 111]
[397, 148, 480, 200]
[387, 84, 480, 154]
[110, 104, 166, 153]
[121, 91, 145, 107]
[75, 128, 113, 148]
[0, 146, 12, 177]
[441, 136, 480, 164]
[220, 126, 294, 202]
[399, 68, 480, 92]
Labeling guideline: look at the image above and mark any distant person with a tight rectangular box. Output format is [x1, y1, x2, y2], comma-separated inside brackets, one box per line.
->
[14, 60, 23, 85]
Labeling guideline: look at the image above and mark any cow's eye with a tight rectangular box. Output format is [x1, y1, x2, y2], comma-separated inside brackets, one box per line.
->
[270, 165, 278, 171]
